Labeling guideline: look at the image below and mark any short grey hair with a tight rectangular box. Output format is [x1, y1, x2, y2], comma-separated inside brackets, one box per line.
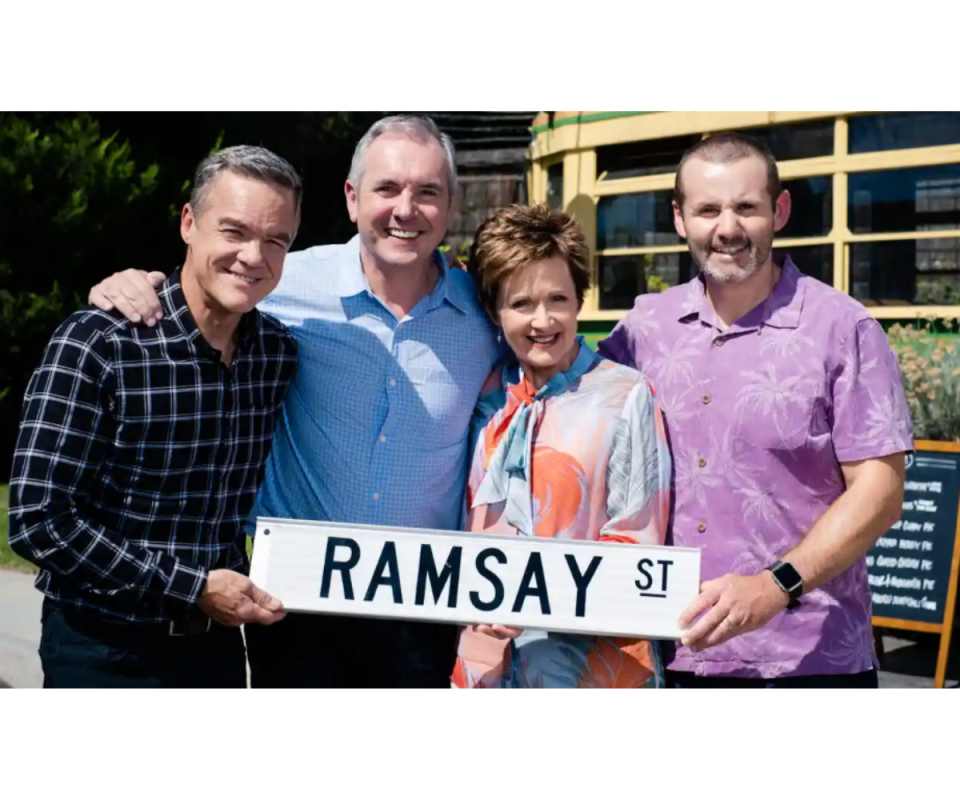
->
[189, 144, 303, 222]
[348, 115, 458, 201]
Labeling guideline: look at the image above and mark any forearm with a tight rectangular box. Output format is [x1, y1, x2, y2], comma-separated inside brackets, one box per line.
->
[781, 465, 903, 593]
[9, 488, 208, 613]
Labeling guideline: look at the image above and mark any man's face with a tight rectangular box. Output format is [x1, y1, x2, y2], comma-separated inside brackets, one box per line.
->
[180, 171, 297, 315]
[345, 132, 451, 269]
[673, 154, 790, 285]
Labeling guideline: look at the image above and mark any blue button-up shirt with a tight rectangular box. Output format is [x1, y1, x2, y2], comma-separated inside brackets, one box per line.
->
[252, 235, 503, 534]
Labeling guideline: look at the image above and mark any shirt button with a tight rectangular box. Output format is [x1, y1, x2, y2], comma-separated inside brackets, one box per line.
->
[714, 338, 725, 347]
[698, 457, 707, 468]
[697, 522, 707, 533]
[372, 492, 380, 501]
[702, 394, 711, 404]
[388, 378, 397, 388]
[380, 434, 387, 443]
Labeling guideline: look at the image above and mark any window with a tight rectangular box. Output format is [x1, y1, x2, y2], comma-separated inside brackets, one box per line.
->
[849, 112, 960, 154]
[725, 119, 834, 161]
[598, 252, 694, 310]
[849, 164, 960, 234]
[776, 244, 833, 286]
[779, 176, 832, 238]
[546, 163, 564, 209]
[597, 191, 678, 250]
[851, 239, 960, 306]
[597, 134, 701, 181]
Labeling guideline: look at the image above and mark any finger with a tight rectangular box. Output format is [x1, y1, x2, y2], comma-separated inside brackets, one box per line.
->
[678, 581, 723, 627]
[491, 625, 522, 639]
[106, 291, 144, 324]
[692, 615, 741, 651]
[88, 284, 116, 311]
[680, 603, 729, 648]
[251, 585, 284, 613]
[118, 271, 163, 323]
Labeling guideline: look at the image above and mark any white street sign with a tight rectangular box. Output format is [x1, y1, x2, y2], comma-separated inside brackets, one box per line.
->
[249, 517, 701, 640]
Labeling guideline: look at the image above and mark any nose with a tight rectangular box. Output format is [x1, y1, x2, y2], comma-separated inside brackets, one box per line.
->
[530, 303, 551, 329]
[715, 208, 742, 240]
[394, 189, 416, 220]
[238, 239, 266, 268]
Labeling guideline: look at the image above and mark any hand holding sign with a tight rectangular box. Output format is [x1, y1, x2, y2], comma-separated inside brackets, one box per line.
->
[678, 571, 788, 651]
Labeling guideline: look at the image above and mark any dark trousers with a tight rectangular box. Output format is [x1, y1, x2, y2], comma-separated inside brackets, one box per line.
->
[665, 668, 879, 688]
[245, 611, 457, 688]
[39, 598, 247, 689]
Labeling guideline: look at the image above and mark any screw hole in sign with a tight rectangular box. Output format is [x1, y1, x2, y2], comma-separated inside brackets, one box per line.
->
[264, 529, 270, 536]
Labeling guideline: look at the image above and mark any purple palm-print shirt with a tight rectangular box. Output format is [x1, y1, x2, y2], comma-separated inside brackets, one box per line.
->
[598, 255, 914, 678]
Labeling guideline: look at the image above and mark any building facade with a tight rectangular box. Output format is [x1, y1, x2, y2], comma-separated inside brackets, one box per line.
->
[527, 112, 960, 332]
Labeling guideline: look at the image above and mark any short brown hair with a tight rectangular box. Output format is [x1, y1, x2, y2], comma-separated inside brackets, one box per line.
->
[468, 203, 591, 323]
[674, 131, 781, 211]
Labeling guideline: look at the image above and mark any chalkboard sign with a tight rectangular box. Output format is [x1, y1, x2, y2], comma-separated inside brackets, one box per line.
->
[868, 441, 960, 688]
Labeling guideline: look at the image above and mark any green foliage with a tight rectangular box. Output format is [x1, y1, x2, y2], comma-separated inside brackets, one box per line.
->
[0, 114, 167, 481]
[888, 318, 960, 441]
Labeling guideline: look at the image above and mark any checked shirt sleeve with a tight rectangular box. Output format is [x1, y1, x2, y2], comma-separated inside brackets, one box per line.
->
[7, 317, 208, 614]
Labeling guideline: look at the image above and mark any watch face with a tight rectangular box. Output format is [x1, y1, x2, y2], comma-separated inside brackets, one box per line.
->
[774, 562, 803, 591]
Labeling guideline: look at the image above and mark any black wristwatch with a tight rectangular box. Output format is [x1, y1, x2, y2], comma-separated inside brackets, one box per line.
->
[767, 561, 803, 610]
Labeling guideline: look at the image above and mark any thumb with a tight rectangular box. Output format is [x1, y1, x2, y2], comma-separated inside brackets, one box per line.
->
[251, 583, 284, 613]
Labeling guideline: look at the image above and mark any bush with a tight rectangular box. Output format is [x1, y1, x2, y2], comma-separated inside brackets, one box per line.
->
[887, 319, 960, 442]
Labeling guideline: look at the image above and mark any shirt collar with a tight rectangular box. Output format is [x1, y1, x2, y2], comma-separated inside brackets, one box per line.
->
[337, 234, 470, 314]
[677, 252, 806, 331]
[158, 267, 262, 358]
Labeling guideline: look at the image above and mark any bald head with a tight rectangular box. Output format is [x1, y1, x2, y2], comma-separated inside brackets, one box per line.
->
[674, 132, 781, 212]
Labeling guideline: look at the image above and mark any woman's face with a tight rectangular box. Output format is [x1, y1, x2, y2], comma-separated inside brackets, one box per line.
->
[497, 256, 580, 389]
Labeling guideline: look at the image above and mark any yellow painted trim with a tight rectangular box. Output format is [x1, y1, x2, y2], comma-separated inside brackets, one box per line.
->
[847, 229, 960, 243]
[867, 306, 960, 319]
[597, 245, 688, 257]
[594, 173, 677, 196]
[533, 111, 845, 158]
[577, 305, 960, 323]
[843, 143, 960, 173]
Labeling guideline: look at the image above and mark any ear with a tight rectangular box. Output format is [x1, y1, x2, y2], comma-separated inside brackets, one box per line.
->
[345, 179, 359, 223]
[180, 204, 196, 246]
[773, 189, 792, 233]
[672, 200, 688, 239]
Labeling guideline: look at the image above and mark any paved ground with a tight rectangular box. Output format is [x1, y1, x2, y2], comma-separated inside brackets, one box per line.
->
[0, 569, 42, 688]
[1, 567, 957, 688]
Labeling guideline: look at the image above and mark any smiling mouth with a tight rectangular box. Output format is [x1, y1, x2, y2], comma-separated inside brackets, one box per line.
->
[711, 243, 750, 257]
[528, 334, 559, 346]
[388, 229, 421, 240]
[224, 269, 262, 285]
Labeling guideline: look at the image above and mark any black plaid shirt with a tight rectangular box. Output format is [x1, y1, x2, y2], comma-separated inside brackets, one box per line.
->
[7, 269, 298, 623]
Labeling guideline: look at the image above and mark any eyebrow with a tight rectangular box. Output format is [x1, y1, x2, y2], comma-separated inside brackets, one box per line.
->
[218, 217, 292, 245]
[373, 179, 445, 193]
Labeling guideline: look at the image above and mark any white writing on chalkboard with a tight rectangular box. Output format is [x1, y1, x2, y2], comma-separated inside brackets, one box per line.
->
[871, 593, 938, 611]
[902, 499, 938, 513]
[904, 481, 943, 494]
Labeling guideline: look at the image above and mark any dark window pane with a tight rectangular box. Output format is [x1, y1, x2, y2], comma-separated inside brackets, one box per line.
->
[850, 238, 960, 306]
[780, 176, 832, 238]
[546, 163, 563, 209]
[598, 252, 693, 309]
[597, 134, 702, 181]
[776, 244, 833, 286]
[849, 112, 960, 154]
[849, 164, 960, 234]
[597, 191, 678, 250]
[733, 119, 834, 161]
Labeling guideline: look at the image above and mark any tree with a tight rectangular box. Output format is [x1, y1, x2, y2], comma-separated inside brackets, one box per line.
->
[0, 113, 166, 481]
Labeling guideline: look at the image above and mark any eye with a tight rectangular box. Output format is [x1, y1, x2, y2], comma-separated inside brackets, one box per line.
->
[737, 203, 757, 214]
[699, 207, 719, 217]
[221, 228, 243, 239]
[509, 298, 531, 310]
[550, 293, 569, 303]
